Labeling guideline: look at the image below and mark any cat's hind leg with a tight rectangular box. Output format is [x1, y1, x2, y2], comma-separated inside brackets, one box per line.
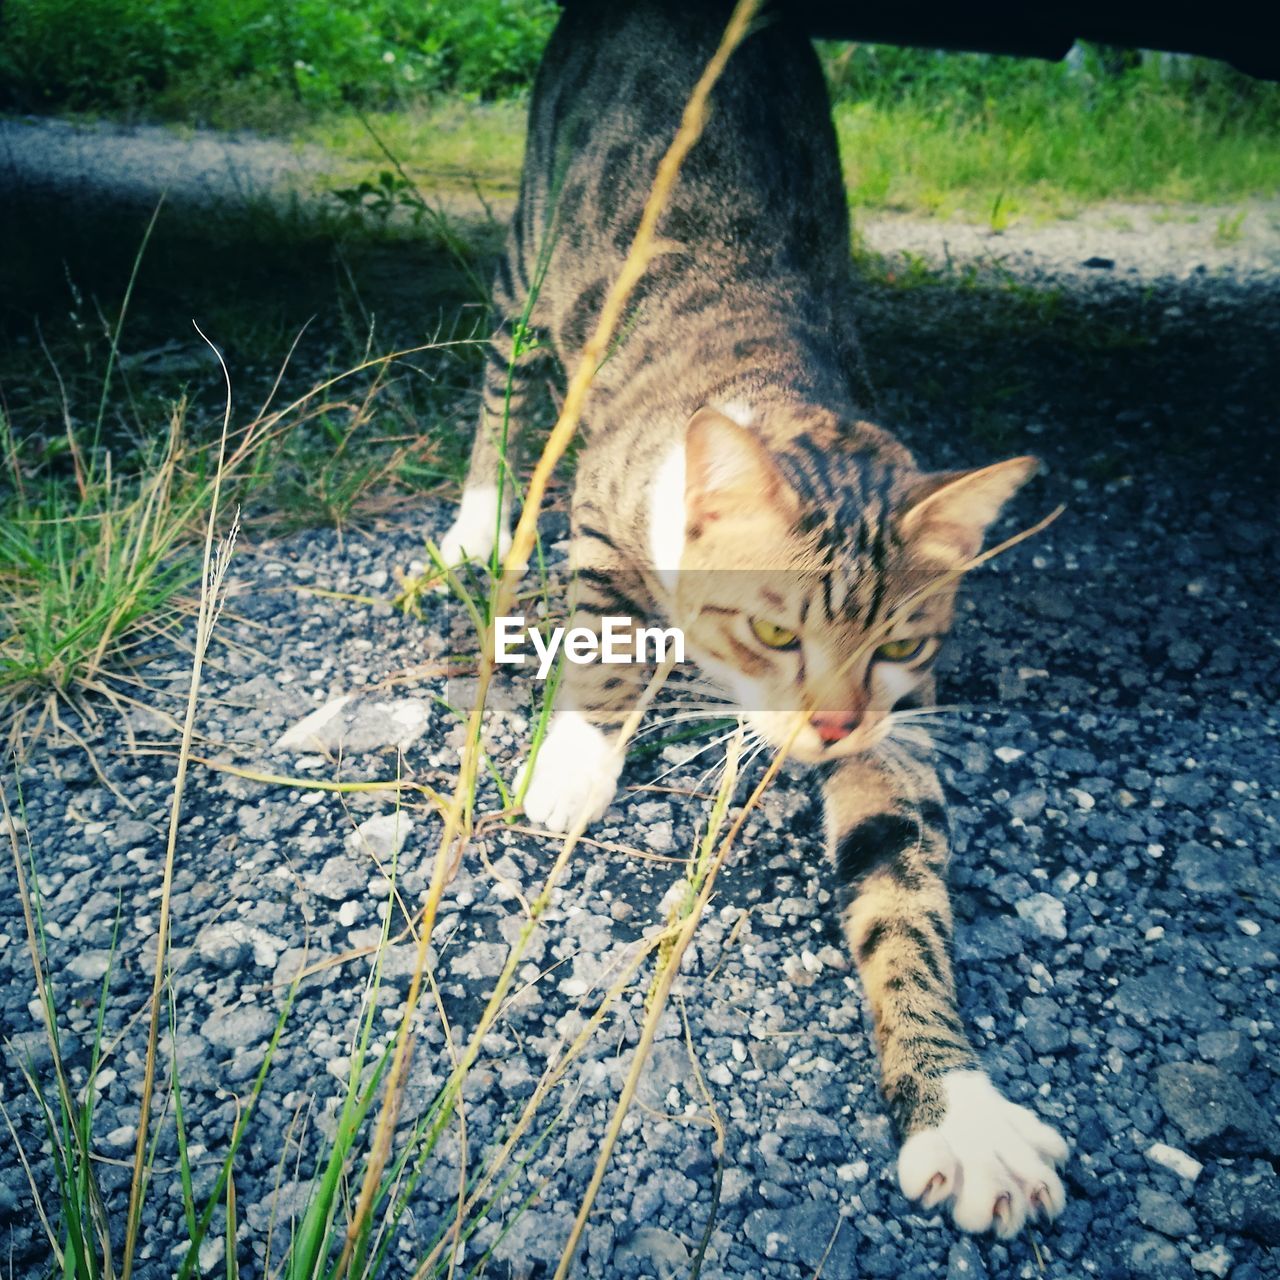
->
[824, 752, 1069, 1238]
[440, 246, 549, 568]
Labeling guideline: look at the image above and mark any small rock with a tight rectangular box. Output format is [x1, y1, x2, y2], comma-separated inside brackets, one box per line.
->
[1082, 256, 1115, 269]
[1129, 1233, 1184, 1277]
[1016, 893, 1067, 941]
[614, 1227, 688, 1279]
[1114, 967, 1221, 1027]
[1146, 1142, 1203, 1182]
[1196, 1028, 1253, 1075]
[65, 950, 114, 982]
[196, 921, 253, 971]
[103, 1124, 137, 1150]
[449, 942, 507, 981]
[310, 854, 367, 902]
[1155, 1061, 1280, 1159]
[198, 1236, 225, 1275]
[1196, 1162, 1280, 1245]
[345, 812, 415, 862]
[743, 1203, 854, 1271]
[1173, 843, 1234, 894]
[201, 1003, 277, 1051]
[1136, 1186, 1196, 1238]
[1010, 787, 1047, 821]
[1023, 998, 1070, 1054]
[274, 695, 352, 752]
[1190, 1245, 1232, 1277]
[947, 1238, 988, 1279]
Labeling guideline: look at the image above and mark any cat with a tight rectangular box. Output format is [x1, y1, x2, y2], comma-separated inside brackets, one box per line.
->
[440, 0, 1068, 1239]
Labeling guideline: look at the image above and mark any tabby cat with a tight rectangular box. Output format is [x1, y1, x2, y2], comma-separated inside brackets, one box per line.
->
[440, 0, 1068, 1237]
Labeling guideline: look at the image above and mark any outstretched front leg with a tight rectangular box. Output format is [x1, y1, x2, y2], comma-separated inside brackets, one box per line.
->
[519, 507, 657, 832]
[824, 750, 1069, 1238]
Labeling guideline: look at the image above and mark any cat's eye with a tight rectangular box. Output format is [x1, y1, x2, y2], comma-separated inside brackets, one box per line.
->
[750, 618, 800, 649]
[875, 637, 928, 662]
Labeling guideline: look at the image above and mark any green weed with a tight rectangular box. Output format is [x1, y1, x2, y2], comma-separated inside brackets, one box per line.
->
[1214, 209, 1247, 245]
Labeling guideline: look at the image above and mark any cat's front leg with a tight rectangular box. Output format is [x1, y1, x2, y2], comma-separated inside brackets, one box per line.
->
[824, 754, 1069, 1238]
[518, 609, 652, 833]
[520, 704, 625, 832]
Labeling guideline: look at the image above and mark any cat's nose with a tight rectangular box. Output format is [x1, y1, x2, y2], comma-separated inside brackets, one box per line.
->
[811, 713, 856, 744]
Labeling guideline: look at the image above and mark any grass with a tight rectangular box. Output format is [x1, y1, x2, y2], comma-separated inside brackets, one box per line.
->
[0, 0, 558, 117]
[297, 71, 1280, 226]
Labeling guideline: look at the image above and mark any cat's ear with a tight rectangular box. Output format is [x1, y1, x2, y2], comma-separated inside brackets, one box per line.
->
[898, 456, 1040, 565]
[684, 408, 789, 523]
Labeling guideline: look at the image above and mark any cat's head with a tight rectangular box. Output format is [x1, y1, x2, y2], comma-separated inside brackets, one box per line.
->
[655, 408, 1038, 765]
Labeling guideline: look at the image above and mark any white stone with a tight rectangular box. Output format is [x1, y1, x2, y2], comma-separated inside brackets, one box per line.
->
[1237, 919, 1261, 936]
[104, 1124, 137, 1149]
[199, 1237, 225, 1275]
[345, 812, 414, 862]
[1191, 1245, 1232, 1277]
[1016, 893, 1068, 941]
[1146, 1142, 1203, 1182]
[273, 694, 351, 752]
[994, 746, 1025, 763]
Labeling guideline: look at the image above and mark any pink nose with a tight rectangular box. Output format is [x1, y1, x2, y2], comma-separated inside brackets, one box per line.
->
[811, 714, 856, 744]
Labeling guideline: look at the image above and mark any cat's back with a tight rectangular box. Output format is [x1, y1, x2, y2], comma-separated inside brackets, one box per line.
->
[519, 0, 849, 328]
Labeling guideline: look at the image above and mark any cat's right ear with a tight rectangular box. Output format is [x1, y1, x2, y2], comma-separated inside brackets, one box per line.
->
[684, 408, 788, 528]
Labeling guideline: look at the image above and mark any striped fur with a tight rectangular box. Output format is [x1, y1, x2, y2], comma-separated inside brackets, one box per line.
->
[443, 0, 1067, 1236]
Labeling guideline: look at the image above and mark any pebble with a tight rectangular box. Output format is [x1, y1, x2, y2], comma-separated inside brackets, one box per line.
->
[947, 1238, 987, 1279]
[346, 812, 415, 862]
[1146, 1142, 1203, 1182]
[614, 1226, 688, 1279]
[1129, 1233, 1185, 1276]
[1191, 1245, 1232, 1277]
[1197, 1163, 1280, 1245]
[310, 853, 367, 901]
[1155, 1062, 1280, 1158]
[196, 920, 253, 970]
[1137, 1186, 1196, 1238]
[1015, 892, 1067, 941]
[201, 1003, 277, 1051]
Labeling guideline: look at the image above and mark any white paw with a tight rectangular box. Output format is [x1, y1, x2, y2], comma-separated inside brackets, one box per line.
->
[518, 711, 622, 833]
[897, 1070, 1068, 1239]
[438, 484, 512, 567]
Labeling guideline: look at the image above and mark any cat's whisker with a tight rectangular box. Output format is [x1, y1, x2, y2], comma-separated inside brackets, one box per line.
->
[631, 709, 740, 742]
[644, 724, 743, 788]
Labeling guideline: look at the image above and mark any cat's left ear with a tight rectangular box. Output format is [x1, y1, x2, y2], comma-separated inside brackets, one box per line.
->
[898, 456, 1040, 566]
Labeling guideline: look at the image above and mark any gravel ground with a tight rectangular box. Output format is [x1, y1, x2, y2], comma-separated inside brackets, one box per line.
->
[2, 116, 1279, 1280]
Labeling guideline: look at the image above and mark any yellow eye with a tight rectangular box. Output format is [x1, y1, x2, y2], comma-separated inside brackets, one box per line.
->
[750, 618, 799, 649]
[875, 637, 927, 662]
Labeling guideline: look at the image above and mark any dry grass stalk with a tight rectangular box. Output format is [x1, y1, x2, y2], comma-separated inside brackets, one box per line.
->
[121, 329, 239, 1280]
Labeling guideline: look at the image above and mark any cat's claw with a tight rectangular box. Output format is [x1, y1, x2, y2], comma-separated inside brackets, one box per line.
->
[519, 711, 622, 833]
[897, 1070, 1068, 1239]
